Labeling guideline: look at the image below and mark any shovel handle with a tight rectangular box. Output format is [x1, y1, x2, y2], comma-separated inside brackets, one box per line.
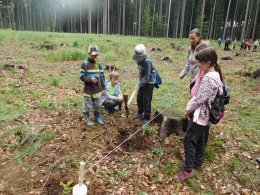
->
[127, 88, 138, 108]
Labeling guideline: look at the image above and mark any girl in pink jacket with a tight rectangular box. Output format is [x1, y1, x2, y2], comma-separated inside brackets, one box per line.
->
[176, 47, 223, 181]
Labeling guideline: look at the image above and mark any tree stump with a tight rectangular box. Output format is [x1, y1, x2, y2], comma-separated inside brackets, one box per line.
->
[238, 69, 260, 79]
[153, 110, 187, 142]
[41, 44, 53, 50]
[104, 65, 117, 72]
[3, 64, 15, 69]
[150, 47, 162, 51]
[160, 56, 171, 61]
[251, 69, 260, 79]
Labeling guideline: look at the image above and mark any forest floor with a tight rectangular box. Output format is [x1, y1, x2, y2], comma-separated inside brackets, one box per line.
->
[0, 30, 259, 195]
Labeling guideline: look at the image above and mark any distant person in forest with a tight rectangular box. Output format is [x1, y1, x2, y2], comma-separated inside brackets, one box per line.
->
[217, 38, 222, 48]
[176, 47, 224, 182]
[253, 39, 259, 52]
[179, 28, 209, 92]
[132, 44, 156, 127]
[240, 39, 246, 50]
[80, 45, 106, 126]
[245, 39, 253, 51]
[224, 38, 231, 51]
[100, 71, 123, 113]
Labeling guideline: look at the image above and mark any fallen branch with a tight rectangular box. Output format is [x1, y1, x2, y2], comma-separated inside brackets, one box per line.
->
[134, 163, 141, 194]
[86, 130, 107, 143]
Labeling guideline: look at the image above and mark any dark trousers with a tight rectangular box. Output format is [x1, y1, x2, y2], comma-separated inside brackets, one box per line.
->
[184, 122, 209, 172]
[103, 99, 120, 112]
[224, 43, 229, 50]
[137, 84, 154, 120]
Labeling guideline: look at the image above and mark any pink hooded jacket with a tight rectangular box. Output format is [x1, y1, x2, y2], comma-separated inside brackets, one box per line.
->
[186, 71, 223, 126]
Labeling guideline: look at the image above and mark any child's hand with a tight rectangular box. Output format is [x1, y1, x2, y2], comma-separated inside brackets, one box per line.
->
[185, 110, 191, 118]
[91, 78, 98, 84]
[118, 95, 124, 102]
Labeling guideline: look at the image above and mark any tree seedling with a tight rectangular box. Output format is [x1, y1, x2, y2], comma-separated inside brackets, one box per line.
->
[72, 162, 88, 195]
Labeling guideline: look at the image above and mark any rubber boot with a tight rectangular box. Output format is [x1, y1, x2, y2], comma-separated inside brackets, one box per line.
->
[86, 112, 94, 126]
[94, 111, 105, 125]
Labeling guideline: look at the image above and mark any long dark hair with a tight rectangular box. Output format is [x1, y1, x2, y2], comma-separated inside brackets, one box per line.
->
[190, 28, 202, 51]
[195, 47, 223, 81]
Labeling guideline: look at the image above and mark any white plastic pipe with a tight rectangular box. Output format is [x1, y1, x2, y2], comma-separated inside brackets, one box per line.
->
[72, 162, 88, 195]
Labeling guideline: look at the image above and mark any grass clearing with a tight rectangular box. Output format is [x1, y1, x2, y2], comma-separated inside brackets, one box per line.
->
[0, 29, 259, 194]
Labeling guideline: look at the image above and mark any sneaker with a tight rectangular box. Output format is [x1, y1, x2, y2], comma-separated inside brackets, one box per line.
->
[175, 170, 193, 181]
[113, 106, 119, 111]
[133, 113, 142, 120]
[193, 164, 203, 170]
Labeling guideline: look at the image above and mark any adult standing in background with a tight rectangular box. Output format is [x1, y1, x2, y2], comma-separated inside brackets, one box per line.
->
[179, 28, 209, 92]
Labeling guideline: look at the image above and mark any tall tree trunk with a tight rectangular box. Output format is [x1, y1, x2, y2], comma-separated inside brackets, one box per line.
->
[97, 3, 100, 34]
[79, 0, 82, 33]
[189, 0, 195, 33]
[118, 0, 121, 34]
[7, 7, 12, 29]
[175, 9, 180, 38]
[207, 6, 213, 39]
[200, 0, 205, 32]
[252, 0, 260, 39]
[0, 11, 3, 29]
[167, 0, 172, 38]
[29, 0, 32, 30]
[222, 0, 232, 40]
[210, 0, 217, 39]
[122, 0, 125, 35]
[231, 0, 239, 40]
[21, 4, 24, 30]
[17, 3, 21, 30]
[180, 0, 186, 38]
[241, 0, 250, 40]
[159, 0, 163, 18]
[164, 3, 168, 37]
[25, 1, 29, 30]
[70, 12, 73, 32]
[39, 9, 43, 31]
[103, 0, 107, 34]
[58, 10, 61, 32]
[138, 0, 142, 36]
[246, 0, 254, 38]
[88, 6, 92, 33]
[151, 0, 156, 37]
[107, 0, 110, 34]
[53, 10, 57, 32]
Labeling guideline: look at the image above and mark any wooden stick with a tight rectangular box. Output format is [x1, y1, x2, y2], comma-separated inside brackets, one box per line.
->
[86, 130, 107, 143]
[79, 162, 85, 185]
[127, 87, 138, 108]
[134, 163, 141, 194]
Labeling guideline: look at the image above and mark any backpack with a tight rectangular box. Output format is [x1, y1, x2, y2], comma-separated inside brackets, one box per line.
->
[208, 83, 229, 124]
[145, 58, 162, 89]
